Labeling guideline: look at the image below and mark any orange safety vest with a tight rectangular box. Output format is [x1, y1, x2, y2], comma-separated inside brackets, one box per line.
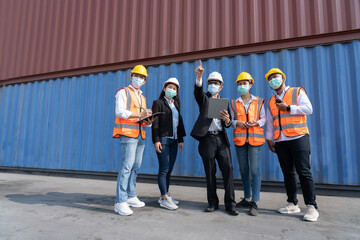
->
[113, 87, 147, 139]
[267, 87, 309, 140]
[231, 97, 265, 146]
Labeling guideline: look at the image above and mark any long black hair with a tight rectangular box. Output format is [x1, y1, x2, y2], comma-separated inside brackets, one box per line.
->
[158, 83, 181, 108]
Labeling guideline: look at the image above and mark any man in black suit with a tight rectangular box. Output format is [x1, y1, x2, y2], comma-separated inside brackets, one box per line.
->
[191, 60, 238, 216]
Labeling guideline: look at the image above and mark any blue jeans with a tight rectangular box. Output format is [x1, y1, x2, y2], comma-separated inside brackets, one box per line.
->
[235, 143, 262, 202]
[116, 135, 146, 203]
[156, 138, 178, 196]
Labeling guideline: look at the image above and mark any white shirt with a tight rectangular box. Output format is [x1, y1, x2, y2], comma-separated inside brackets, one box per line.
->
[115, 84, 143, 120]
[164, 97, 179, 139]
[195, 78, 223, 132]
[229, 94, 266, 129]
[265, 86, 313, 142]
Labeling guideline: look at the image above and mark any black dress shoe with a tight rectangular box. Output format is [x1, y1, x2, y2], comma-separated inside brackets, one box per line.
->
[226, 208, 239, 216]
[249, 201, 259, 216]
[204, 205, 219, 212]
[235, 198, 251, 208]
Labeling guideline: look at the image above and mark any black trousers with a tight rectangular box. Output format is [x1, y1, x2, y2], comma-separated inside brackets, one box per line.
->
[198, 132, 236, 210]
[275, 135, 317, 208]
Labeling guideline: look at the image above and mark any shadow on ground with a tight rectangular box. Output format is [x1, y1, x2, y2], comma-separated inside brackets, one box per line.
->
[5, 192, 218, 215]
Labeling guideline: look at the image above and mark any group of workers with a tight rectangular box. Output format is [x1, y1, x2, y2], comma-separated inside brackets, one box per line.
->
[112, 61, 319, 222]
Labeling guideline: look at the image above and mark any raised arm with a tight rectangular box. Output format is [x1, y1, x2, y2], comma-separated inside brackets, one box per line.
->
[194, 60, 207, 106]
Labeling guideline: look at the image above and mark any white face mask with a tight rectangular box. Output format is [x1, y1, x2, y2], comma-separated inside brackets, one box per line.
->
[132, 77, 144, 88]
[269, 77, 282, 89]
[237, 85, 250, 95]
[165, 88, 177, 99]
[208, 84, 220, 95]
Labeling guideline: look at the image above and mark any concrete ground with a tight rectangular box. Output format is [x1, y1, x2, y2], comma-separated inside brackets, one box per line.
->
[0, 173, 359, 240]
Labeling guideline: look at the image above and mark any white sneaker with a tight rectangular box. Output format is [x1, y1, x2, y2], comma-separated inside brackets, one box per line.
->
[158, 196, 179, 205]
[114, 202, 133, 216]
[303, 205, 319, 222]
[168, 196, 179, 205]
[127, 197, 145, 208]
[278, 202, 301, 214]
[159, 198, 178, 211]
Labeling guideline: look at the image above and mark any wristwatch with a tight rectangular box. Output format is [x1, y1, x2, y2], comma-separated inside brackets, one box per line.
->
[287, 105, 291, 111]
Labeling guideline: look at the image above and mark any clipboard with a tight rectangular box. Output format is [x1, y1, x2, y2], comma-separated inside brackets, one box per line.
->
[135, 112, 165, 123]
[207, 98, 229, 119]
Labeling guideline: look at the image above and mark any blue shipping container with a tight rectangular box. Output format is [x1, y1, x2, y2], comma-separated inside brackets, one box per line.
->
[1, 41, 359, 185]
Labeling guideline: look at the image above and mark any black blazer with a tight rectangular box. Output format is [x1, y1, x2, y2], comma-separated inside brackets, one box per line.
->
[151, 97, 186, 143]
[190, 84, 231, 146]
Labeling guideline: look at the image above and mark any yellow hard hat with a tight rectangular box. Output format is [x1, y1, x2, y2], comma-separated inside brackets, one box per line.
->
[131, 65, 148, 78]
[236, 72, 254, 84]
[265, 68, 286, 81]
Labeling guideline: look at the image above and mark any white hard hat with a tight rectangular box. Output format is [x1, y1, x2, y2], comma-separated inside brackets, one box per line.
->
[207, 71, 223, 83]
[163, 77, 180, 88]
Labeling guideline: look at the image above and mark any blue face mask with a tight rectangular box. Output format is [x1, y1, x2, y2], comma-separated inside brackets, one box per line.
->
[132, 77, 145, 88]
[208, 84, 220, 95]
[269, 77, 282, 89]
[165, 88, 177, 99]
[237, 85, 250, 95]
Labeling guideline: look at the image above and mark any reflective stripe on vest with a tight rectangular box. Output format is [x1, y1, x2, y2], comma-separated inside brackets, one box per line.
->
[269, 87, 309, 140]
[234, 132, 246, 138]
[113, 87, 147, 139]
[232, 97, 265, 146]
[234, 133, 264, 138]
[114, 124, 146, 131]
[124, 87, 132, 110]
[274, 123, 307, 131]
[274, 113, 303, 121]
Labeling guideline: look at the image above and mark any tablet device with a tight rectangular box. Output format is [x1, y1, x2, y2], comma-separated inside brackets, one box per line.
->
[135, 112, 165, 123]
[207, 98, 229, 119]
